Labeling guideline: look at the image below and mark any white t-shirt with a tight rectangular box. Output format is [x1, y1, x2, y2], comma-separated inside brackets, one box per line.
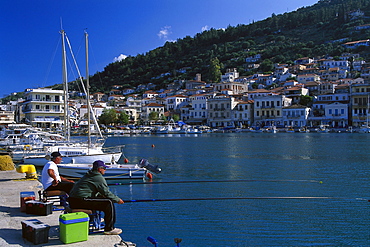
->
[41, 161, 61, 189]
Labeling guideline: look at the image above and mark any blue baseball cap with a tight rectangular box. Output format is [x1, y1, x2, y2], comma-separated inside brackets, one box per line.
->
[93, 160, 108, 170]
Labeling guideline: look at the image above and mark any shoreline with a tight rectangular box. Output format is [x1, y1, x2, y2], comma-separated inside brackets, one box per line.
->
[0, 169, 135, 246]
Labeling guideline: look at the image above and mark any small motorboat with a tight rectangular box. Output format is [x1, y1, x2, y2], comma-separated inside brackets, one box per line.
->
[57, 159, 161, 184]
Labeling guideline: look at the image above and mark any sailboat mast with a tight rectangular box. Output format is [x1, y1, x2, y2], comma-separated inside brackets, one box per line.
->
[61, 30, 70, 142]
[85, 31, 91, 148]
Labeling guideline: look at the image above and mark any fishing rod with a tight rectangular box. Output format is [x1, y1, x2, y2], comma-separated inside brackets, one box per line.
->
[123, 196, 370, 203]
[115, 179, 323, 186]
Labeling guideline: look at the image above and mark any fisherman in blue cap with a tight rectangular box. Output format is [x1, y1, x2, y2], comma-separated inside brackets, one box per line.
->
[68, 160, 124, 235]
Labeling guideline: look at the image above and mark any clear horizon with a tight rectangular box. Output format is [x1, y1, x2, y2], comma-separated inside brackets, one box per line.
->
[1, 0, 318, 98]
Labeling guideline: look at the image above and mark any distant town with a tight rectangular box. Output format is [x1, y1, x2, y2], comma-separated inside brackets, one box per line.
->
[2, 51, 370, 132]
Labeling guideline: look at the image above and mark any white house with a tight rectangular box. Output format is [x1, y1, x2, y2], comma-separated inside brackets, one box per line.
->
[297, 74, 321, 84]
[245, 54, 261, 63]
[325, 102, 349, 128]
[22, 88, 64, 128]
[165, 95, 188, 112]
[187, 93, 212, 124]
[232, 100, 254, 128]
[282, 104, 310, 127]
[221, 68, 239, 82]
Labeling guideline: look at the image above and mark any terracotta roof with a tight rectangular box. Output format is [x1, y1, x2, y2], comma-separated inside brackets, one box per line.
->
[145, 103, 164, 107]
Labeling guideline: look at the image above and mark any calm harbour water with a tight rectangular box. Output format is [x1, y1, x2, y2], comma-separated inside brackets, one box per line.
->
[101, 133, 369, 246]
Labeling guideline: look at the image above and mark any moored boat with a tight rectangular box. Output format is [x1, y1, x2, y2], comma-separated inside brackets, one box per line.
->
[57, 159, 161, 184]
[22, 144, 122, 167]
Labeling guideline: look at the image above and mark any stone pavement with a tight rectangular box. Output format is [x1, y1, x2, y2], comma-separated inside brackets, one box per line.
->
[0, 169, 135, 247]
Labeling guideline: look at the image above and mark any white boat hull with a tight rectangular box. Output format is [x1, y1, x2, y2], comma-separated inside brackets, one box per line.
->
[57, 164, 147, 183]
[22, 152, 122, 167]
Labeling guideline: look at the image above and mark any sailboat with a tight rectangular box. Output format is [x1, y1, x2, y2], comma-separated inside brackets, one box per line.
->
[22, 30, 123, 167]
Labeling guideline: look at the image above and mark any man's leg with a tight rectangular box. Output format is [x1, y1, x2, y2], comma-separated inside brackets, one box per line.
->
[68, 197, 116, 231]
[45, 182, 74, 194]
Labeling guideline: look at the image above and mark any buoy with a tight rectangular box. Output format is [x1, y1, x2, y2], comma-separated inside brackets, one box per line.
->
[151, 144, 155, 148]
[124, 158, 129, 163]
[146, 172, 153, 179]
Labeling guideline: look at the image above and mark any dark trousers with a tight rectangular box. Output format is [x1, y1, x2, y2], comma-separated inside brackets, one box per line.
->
[68, 197, 116, 231]
[45, 182, 74, 194]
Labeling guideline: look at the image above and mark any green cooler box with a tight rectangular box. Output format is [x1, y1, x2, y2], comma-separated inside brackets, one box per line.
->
[59, 212, 89, 244]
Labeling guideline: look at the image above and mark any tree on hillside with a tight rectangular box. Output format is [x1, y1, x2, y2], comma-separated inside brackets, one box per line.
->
[117, 111, 129, 125]
[149, 111, 159, 121]
[260, 59, 274, 73]
[208, 57, 222, 83]
[98, 108, 117, 126]
[299, 95, 313, 107]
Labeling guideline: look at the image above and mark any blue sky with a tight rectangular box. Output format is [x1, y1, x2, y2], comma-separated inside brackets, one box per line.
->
[0, 0, 318, 98]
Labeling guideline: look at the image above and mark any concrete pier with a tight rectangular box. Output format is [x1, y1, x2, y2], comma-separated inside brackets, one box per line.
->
[0, 169, 135, 246]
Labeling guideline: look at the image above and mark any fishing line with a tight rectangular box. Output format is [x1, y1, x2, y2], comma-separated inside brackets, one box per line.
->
[115, 178, 323, 185]
[123, 196, 369, 203]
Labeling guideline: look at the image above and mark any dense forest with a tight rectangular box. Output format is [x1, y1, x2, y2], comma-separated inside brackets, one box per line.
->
[4, 0, 370, 103]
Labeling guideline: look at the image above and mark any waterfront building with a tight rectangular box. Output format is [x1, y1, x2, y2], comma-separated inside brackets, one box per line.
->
[309, 92, 350, 127]
[325, 102, 349, 128]
[207, 94, 238, 128]
[350, 83, 370, 127]
[141, 103, 165, 125]
[232, 100, 254, 128]
[282, 104, 310, 128]
[22, 88, 64, 128]
[253, 95, 292, 127]
[187, 93, 212, 125]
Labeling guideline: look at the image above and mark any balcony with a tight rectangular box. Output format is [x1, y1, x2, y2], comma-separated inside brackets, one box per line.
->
[33, 117, 62, 122]
[23, 109, 63, 114]
[25, 99, 63, 103]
